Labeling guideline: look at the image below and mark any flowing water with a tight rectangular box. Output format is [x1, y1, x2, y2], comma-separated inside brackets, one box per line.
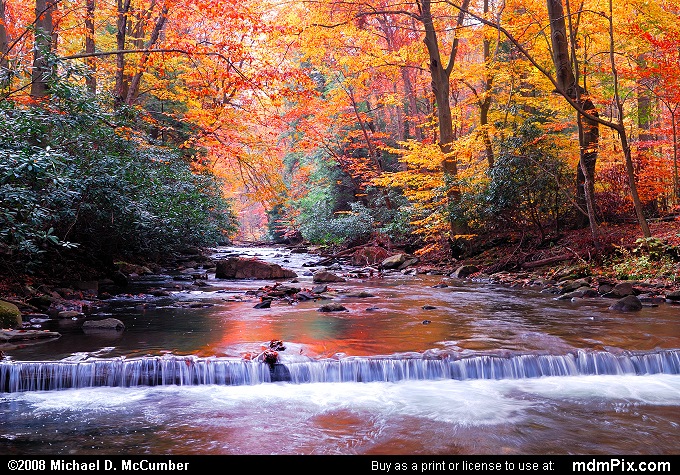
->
[1, 246, 679, 455]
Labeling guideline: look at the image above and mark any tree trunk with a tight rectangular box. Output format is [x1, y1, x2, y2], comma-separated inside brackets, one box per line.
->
[125, 3, 168, 105]
[400, 67, 420, 140]
[30, 0, 56, 98]
[420, 0, 470, 234]
[480, 0, 494, 168]
[637, 55, 655, 147]
[114, 0, 132, 106]
[546, 0, 599, 240]
[672, 112, 679, 203]
[0, 1, 9, 72]
[605, 0, 651, 238]
[85, 0, 96, 94]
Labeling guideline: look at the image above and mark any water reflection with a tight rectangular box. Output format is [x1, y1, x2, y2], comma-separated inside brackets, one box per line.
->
[1, 246, 679, 455]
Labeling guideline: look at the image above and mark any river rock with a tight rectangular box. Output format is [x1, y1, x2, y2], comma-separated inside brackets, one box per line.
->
[346, 291, 375, 298]
[451, 265, 479, 279]
[556, 287, 599, 300]
[398, 257, 419, 270]
[82, 318, 125, 330]
[0, 300, 22, 329]
[608, 295, 643, 312]
[312, 284, 328, 294]
[381, 253, 407, 269]
[603, 282, 636, 298]
[254, 300, 272, 309]
[665, 290, 680, 301]
[215, 257, 297, 280]
[295, 291, 316, 301]
[0, 328, 60, 342]
[559, 278, 591, 294]
[312, 270, 345, 283]
[57, 310, 85, 319]
[115, 261, 153, 276]
[317, 303, 347, 312]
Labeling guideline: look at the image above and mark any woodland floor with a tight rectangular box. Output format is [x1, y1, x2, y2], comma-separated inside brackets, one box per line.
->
[450, 220, 680, 290]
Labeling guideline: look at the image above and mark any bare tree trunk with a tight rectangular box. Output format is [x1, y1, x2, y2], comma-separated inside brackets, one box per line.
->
[401, 67, 422, 141]
[30, 0, 56, 98]
[637, 55, 655, 148]
[672, 111, 679, 203]
[85, 0, 96, 94]
[480, 0, 494, 168]
[115, 0, 132, 106]
[547, 0, 599, 241]
[605, 0, 650, 237]
[125, 3, 168, 105]
[420, 0, 470, 234]
[0, 1, 9, 72]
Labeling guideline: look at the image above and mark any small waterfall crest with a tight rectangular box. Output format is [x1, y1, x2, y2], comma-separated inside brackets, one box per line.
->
[2, 349, 679, 393]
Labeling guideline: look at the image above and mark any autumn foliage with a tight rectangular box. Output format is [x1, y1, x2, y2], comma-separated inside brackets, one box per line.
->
[1, 0, 679, 253]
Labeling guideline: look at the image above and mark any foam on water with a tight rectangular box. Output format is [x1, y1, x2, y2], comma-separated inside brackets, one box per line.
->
[7, 374, 679, 426]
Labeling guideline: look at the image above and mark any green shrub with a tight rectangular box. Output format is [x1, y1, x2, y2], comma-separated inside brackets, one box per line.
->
[448, 118, 570, 239]
[0, 85, 237, 273]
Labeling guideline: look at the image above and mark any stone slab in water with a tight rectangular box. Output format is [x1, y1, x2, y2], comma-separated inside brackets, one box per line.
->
[0, 329, 61, 342]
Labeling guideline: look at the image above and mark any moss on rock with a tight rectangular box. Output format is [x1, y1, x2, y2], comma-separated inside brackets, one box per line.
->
[0, 300, 22, 329]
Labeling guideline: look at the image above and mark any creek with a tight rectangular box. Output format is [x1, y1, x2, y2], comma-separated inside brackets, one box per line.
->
[1, 246, 679, 455]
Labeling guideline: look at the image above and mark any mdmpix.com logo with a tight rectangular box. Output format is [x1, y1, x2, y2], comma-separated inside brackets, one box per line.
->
[573, 459, 672, 472]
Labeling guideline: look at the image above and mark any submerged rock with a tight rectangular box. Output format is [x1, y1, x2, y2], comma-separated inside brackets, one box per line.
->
[254, 300, 272, 309]
[82, 318, 125, 330]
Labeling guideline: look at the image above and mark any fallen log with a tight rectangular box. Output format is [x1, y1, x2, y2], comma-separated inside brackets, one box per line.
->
[313, 244, 384, 266]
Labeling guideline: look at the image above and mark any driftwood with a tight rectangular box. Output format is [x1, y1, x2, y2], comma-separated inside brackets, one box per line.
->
[521, 254, 574, 269]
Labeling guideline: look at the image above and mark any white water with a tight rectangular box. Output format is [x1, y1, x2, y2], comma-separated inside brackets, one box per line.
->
[2, 375, 679, 455]
[1, 246, 679, 455]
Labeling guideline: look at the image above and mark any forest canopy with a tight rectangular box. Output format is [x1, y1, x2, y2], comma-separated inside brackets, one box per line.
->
[1, 0, 679, 272]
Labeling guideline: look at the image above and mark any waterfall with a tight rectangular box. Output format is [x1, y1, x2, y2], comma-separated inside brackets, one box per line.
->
[2, 349, 679, 393]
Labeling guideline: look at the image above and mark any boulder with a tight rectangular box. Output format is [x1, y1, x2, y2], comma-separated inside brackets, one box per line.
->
[665, 290, 680, 301]
[215, 257, 297, 280]
[312, 284, 328, 294]
[381, 253, 407, 269]
[0, 300, 22, 329]
[312, 270, 345, 283]
[604, 282, 636, 298]
[559, 278, 592, 294]
[608, 295, 643, 312]
[451, 264, 479, 279]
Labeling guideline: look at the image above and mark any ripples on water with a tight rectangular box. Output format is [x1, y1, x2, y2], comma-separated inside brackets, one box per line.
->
[1, 246, 679, 455]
